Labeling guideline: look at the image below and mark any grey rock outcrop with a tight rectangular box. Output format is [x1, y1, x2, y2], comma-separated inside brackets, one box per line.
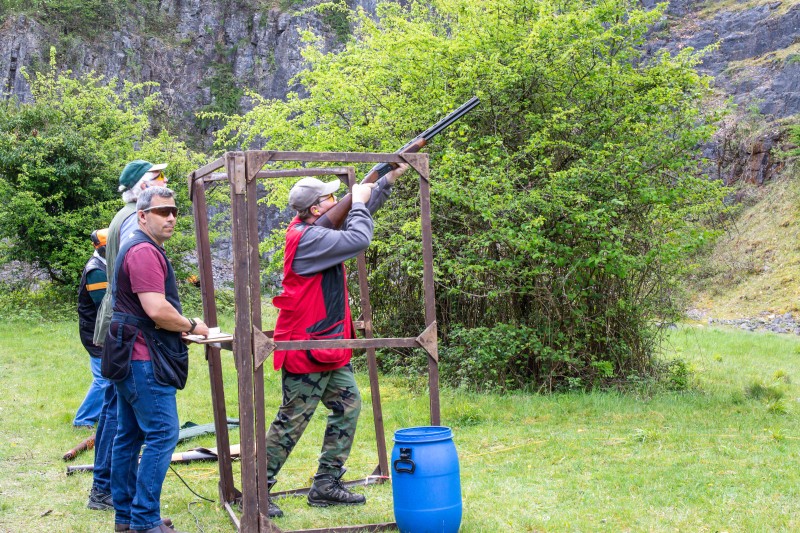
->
[650, 0, 800, 118]
[643, 1, 800, 188]
[0, 15, 45, 99]
[2, 1, 796, 142]
[0, 0, 378, 146]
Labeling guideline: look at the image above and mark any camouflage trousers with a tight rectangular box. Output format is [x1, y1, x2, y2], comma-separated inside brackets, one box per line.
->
[265, 364, 362, 480]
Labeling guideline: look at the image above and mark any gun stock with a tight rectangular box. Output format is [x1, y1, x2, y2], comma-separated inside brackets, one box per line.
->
[314, 96, 480, 229]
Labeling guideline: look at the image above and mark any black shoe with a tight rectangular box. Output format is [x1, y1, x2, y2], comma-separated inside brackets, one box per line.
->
[266, 478, 284, 518]
[307, 468, 366, 507]
[268, 498, 284, 518]
[87, 486, 113, 511]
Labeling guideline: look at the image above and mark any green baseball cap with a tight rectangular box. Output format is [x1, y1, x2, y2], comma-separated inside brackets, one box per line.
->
[118, 160, 154, 191]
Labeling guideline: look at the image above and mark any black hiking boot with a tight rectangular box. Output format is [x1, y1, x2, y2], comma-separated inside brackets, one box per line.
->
[87, 486, 113, 511]
[267, 478, 284, 518]
[307, 468, 366, 507]
[268, 498, 284, 518]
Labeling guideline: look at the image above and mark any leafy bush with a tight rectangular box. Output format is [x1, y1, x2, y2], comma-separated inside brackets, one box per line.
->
[215, 0, 726, 390]
[440, 323, 568, 392]
[0, 49, 205, 288]
[784, 123, 800, 158]
[664, 359, 690, 391]
[0, 281, 75, 322]
[746, 380, 785, 401]
[195, 43, 245, 136]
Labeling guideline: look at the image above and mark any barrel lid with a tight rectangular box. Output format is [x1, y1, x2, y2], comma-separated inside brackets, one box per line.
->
[393, 426, 453, 443]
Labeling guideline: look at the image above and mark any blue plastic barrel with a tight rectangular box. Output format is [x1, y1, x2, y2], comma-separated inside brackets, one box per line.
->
[391, 426, 462, 533]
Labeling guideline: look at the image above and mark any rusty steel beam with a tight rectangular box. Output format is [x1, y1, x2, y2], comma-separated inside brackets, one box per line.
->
[271, 474, 388, 499]
[259, 514, 283, 533]
[245, 154, 272, 525]
[229, 151, 261, 532]
[418, 155, 441, 425]
[352, 163, 389, 478]
[193, 157, 225, 182]
[192, 174, 238, 504]
[285, 523, 396, 533]
[242, 151, 409, 164]
[246, 151, 275, 182]
[188, 149, 439, 532]
[272, 337, 422, 351]
[223, 502, 241, 530]
[305, 526, 395, 533]
[204, 336, 436, 357]
[206, 168, 356, 183]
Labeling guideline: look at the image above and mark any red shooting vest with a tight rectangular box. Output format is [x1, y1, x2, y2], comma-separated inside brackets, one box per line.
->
[272, 217, 354, 373]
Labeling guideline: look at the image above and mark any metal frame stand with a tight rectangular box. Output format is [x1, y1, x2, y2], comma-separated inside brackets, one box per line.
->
[188, 151, 441, 532]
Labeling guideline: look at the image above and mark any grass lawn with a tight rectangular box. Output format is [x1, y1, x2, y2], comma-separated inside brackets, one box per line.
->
[1, 320, 798, 532]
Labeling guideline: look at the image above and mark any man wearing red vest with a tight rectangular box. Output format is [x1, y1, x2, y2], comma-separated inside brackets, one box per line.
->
[266, 163, 409, 517]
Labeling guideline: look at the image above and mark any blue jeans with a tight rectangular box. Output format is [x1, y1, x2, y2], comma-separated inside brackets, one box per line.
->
[112, 361, 179, 530]
[92, 382, 117, 494]
[73, 356, 111, 426]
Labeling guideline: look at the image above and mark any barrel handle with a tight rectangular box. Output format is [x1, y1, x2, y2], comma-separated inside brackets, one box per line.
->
[394, 447, 416, 474]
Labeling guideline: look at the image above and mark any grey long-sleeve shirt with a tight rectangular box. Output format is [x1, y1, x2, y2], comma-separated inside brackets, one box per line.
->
[292, 176, 394, 276]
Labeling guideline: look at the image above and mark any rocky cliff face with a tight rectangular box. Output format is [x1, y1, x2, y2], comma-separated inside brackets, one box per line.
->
[0, 0, 377, 147]
[646, 0, 800, 185]
[1, 1, 796, 153]
[1, 0, 796, 288]
[654, 0, 800, 118]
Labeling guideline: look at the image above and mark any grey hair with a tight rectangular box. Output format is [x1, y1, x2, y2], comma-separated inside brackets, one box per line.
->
[121, 175, 151, 203]
[137, 186, 175, 211]
[297, 206, 314, 220]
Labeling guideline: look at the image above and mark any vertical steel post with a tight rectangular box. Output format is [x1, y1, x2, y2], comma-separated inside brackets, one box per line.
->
[190, 173, 238, 504]
[229, 152, 261, 532]
[418, 159, 441, 425]
[352, 166, 390, 477]
[244, 156, 273, 527]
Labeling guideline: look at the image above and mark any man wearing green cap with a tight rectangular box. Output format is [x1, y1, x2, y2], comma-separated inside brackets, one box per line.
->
[86, 159, 168, 512]
[95, 160, 168, 345]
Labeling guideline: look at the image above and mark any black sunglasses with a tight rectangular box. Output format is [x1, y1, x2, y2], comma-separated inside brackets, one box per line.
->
[142, 205, 178, 218]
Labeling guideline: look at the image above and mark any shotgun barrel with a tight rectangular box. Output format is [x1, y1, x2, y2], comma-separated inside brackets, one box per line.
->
[314, 96, 480, 229]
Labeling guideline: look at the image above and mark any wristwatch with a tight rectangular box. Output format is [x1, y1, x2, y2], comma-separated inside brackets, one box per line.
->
[187, 317, 197, 333]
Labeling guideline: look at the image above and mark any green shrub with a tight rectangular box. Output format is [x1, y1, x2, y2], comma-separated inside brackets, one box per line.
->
[314, 1, 353, 43]
[745, 380, 785, 401]
[437, 323, 628, 392]
[195, 44, 245, 136]
[0, 49, 205, 287]
[215, 0, 725, 390]
[1, 0, 177, 38]
[767, 400, 788, 415]
[0, 282, 75, 322]
[665, 359, 691, 391]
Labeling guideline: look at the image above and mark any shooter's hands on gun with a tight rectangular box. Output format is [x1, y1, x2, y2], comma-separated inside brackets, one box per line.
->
[385, 162, 410, 185]
[352, 163, 409, 203]
[352, 183, 377, 204]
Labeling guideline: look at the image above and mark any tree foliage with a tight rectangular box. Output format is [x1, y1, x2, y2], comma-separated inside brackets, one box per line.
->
[0, 48, 204, 288]
[214, 0, 726, 390]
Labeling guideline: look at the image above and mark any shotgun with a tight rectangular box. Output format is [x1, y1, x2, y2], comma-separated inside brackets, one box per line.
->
[314, 96, 480, 229]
